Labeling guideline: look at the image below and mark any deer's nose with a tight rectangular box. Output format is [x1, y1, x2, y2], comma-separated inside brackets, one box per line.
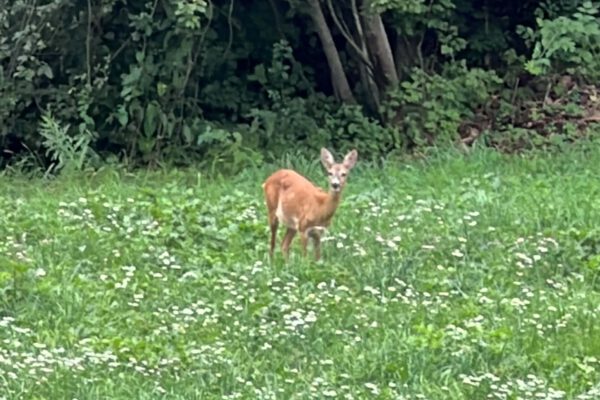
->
[331, 182, 340, 190]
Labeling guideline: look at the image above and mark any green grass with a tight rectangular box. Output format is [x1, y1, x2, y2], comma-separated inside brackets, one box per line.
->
[1, 146, 600, 399]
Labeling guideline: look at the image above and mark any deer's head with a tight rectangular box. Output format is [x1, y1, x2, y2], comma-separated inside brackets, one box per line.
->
[320, 148, 358, 193]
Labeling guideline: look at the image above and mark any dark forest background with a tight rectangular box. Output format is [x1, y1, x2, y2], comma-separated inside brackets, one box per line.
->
[2, 0, 600, 173]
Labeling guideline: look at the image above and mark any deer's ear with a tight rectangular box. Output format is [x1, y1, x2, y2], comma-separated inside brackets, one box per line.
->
[321, 148, 335, 169]
[343, 149, 358, 170]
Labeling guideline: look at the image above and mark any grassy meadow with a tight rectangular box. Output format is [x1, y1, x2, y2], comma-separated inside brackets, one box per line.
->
[1, 146, 600, 399]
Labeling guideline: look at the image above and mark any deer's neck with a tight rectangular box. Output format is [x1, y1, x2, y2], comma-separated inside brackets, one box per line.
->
[313, 190, 342, 224]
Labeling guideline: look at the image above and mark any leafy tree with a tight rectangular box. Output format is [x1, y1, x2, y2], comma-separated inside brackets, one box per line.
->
[0, 0, 595, 170]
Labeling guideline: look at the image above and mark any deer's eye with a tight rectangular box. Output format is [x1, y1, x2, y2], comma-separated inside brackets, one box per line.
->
[341, 173, 347, 177]
[328, 172, 333, 176]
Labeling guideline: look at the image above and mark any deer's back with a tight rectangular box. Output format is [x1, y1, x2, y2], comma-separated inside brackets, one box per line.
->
[263, 169, 327, 228]
[263, 169, 323, 195]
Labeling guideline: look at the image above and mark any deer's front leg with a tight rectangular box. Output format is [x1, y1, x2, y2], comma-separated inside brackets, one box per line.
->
[307, 228, 322, 261]
[313, 236, 321, 261]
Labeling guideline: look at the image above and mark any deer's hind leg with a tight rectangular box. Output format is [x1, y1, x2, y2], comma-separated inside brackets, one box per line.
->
[299, 231, 309, 257]
[281, 228, 297, 260]
[268, 213, 279, 259]
[264, 182, 280, 260]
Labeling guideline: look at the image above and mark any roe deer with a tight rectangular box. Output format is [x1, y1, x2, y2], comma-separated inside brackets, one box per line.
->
[262, 148, 358, 261]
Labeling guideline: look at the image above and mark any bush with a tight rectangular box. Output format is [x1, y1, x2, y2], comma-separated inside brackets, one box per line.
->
[384, 62, 502, 146]
[521, 1, 600, 82]
[38, 113, 98, 174]
[318, 105, 402, 158]
[247, 41, 399, 160]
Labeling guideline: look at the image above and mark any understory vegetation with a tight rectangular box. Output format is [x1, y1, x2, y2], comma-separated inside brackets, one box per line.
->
[2, 0, 600, 171]
[1, 145, 599, 399]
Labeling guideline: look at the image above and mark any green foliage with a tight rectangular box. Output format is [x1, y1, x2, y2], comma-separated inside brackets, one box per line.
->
[0, 0, 598, 168]
[384, 63, 502, 145]
[112, 0, 214, 163]
[536, 0, 585, 19]
[196, 124, 263, 175]
[0, 0, 62, 143]
[248, 40, 313, 102]
[38, 113, 97, 173]
[371, 0, 466, 53]
[247, 41, 399, 159]
[522, 1, 600, 81]
[248, 41, 328, 155]
[319, 105, 403, 157]
[371, 0, 467, 67]
[174, 0, 209, 29]
[248, 97, 326, 156]
[248, 96, 397, 160]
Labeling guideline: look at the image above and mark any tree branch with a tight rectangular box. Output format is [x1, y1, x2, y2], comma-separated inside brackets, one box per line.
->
[325, 0, 373, 70]
[222, 0, 235, 59]
[86, 0, 93, 87]
[267, 0, 286, 40]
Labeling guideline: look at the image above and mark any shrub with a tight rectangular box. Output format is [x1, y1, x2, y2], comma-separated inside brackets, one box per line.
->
[384, 62, 502, 146]
[521, 1, 600, 82]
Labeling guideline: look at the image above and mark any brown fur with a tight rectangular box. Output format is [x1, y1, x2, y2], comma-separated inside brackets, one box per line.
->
[262, 148, 358, 261]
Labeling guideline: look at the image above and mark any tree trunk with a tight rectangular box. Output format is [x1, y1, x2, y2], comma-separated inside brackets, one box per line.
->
[394, 37, 414, 80]
[358, 61, 381, 113]
[362, 11, 398, 88]
[268, 0, 286, 40]
[307, 0, 356, 104]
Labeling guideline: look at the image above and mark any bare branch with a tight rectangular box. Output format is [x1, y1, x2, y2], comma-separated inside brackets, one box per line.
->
[86, 0, 92, 87]
[222, 0, 234, 59]
[325, 0, 373, 70]
[267, 0, 286, 40]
